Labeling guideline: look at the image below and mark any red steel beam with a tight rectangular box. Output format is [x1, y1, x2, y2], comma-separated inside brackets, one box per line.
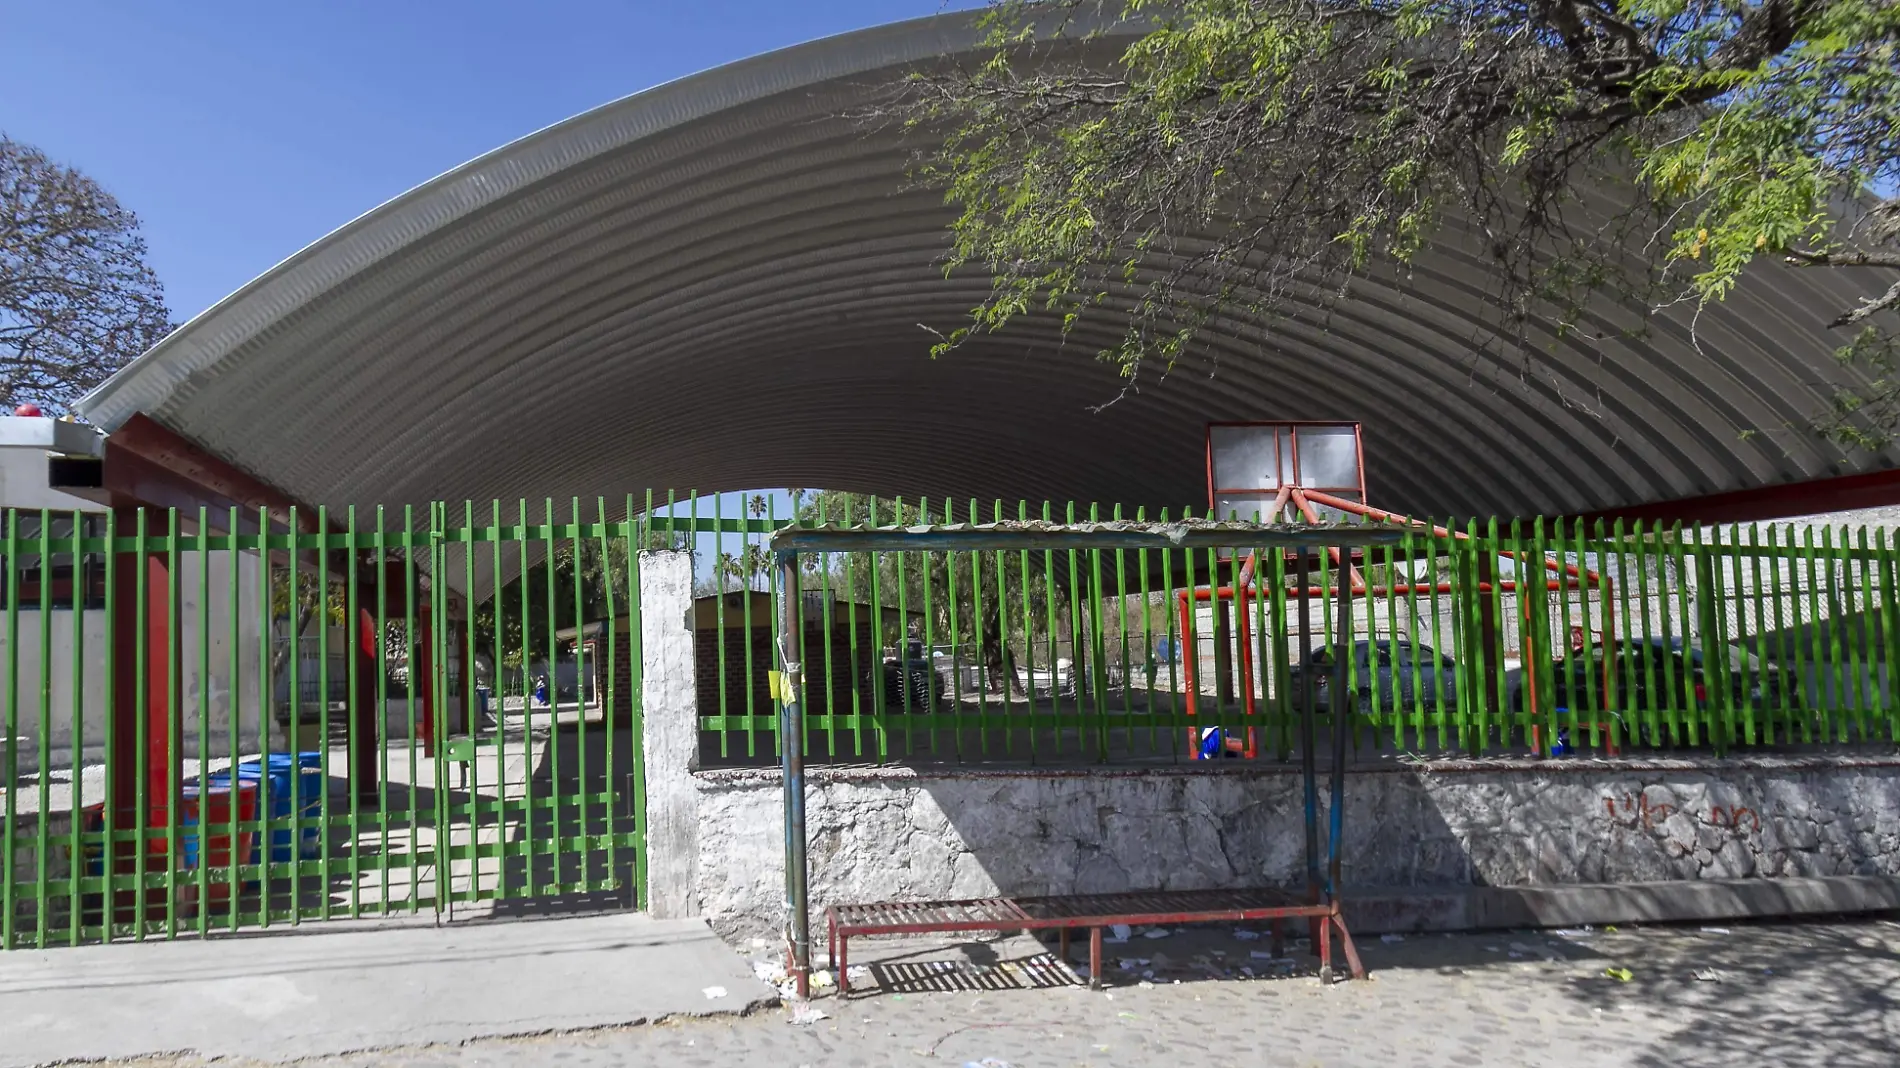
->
[89, 415, 394, 810]
[1568, 466, 1900, 526]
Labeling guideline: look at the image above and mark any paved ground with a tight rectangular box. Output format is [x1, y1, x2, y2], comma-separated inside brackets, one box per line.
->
[40, 916, 1900, 1068]
[0, 914, 774, 1068]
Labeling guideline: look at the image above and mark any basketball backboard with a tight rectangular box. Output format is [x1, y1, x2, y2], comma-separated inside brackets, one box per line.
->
[1206, 421, 1366, 522]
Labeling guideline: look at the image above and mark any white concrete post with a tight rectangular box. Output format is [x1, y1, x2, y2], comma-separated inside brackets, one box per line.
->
[638, 551, 698, 918]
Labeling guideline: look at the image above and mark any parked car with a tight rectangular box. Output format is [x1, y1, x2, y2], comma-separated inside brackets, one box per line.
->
[880, 638, 935, 708]
[1287, 639, 1459, 716]
[1515, 637, 1798, 715]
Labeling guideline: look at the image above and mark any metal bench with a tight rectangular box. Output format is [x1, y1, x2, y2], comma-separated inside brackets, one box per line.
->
[826, 887, 1365, 994]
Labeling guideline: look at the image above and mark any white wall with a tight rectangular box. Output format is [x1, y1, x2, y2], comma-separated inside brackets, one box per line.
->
[0, 551, 265, 771]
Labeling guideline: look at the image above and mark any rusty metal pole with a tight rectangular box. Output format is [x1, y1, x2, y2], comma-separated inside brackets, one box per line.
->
[776, 550, 811, 1000]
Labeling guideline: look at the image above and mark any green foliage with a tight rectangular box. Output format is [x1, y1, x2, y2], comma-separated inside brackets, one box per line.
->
[910, 0, 1900, 428]
[472, 538, 632, 672]
[1818, 328, 1900, 451]
[737, 491, 1081, 667]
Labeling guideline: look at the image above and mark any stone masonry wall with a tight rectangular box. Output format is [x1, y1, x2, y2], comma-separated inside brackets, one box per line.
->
[690, 755, 1900, 940]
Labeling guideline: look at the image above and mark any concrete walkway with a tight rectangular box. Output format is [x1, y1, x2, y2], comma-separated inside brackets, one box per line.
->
[0, 914, 775, 1067]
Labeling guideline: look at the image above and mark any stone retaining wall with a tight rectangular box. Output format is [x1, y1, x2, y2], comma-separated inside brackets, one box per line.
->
[686, 755, 1900, 940]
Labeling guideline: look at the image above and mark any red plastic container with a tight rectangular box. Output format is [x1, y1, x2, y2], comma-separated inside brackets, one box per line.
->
[79, 782, 259, 917]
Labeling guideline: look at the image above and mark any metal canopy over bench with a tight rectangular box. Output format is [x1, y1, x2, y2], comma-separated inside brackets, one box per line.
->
[771, 521, 1401, 999]
[828, 887, 1362, 994]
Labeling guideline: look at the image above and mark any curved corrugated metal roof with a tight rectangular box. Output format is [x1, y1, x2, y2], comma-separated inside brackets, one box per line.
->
[74, 12, 1900, 518]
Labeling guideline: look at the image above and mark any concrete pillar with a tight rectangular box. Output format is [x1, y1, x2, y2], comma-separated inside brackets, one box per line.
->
[639, 550, 698, 918]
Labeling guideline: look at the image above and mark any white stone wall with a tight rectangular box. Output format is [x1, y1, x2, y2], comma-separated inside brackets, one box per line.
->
[1, 552, 264, 770]
[687, 756, 1900, 940]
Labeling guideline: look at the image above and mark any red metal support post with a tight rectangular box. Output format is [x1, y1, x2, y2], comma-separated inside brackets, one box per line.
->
[108, 506, 172, 916]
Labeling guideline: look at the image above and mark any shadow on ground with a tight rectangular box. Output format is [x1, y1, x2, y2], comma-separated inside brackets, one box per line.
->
[1554, 918, 1900, 1068]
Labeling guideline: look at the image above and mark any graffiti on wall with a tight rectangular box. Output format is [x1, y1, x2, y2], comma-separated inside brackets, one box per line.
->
[1603, 792, 1762, 855]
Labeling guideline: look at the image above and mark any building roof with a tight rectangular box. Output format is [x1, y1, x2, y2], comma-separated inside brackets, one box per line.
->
[72, 12, 1900, 520]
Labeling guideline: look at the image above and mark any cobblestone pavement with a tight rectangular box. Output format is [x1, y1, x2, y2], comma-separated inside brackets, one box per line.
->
[102, 918, 1900, 1068]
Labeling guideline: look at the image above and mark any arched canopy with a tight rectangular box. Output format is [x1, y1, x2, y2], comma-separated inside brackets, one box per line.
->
[75, 13, 1900, 520]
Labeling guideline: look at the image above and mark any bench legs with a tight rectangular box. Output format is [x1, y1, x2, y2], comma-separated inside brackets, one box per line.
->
[1089, 926, 1103, 989]
[1317, 912, 1366, 983]
[837, 933, 851, 996]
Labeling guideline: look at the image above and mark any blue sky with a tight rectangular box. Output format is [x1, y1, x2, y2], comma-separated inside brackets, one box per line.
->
[1, 1, 977, 325]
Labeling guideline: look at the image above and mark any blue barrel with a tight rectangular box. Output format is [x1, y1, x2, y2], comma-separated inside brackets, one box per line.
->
[207, 753, 324, 863]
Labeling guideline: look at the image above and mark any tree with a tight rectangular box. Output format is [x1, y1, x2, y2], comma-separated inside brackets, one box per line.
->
[1, 136, 172, 412]
[472, 539, 633, 688]
[901, 1, 1900, 437]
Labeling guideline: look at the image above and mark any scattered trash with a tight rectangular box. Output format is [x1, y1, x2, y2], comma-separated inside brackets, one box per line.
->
[1380, 933, 1405, 944]
[810, 970, 836, 990]
[1508, 942, 1531, 952]
[1137, 980, 1155, 989]
[846, 965, 871, 981]
[753, 959, 787, 983]
[703, 986, 729, 999]
[1508, 952, 1525, 959]
[749, 937, 769, 950]
[789, 1003, 830, 1025]
[1251, 950, 1277, 960]
[1604, 967, 1633, 982]
[1605, 925, 1619, 933]
[1117, 1011, 1139, 1019]
[1141, 970, 1155, 981]
[1143, 928, 1172, 939]
[1240, 966, 1256, 977]
[1692, 968, 1724, 982]
[1108, 924, 1132, 943]
[1232, 929, 1262, 941]
[962, 1060, 1017, 1068]
[1700, 927, 1732, 935]
[1553, 927, 1595, 938]
[1483, 946, 1502, 953]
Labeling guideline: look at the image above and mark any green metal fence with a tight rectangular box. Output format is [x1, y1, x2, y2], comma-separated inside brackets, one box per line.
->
[7, 490, 1897, 950]
[0, 498, 683, 951]
[690, 499, 1900, 766]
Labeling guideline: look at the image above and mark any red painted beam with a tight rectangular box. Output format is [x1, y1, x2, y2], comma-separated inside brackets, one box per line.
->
[106, 414, 324, 534]
[1570, 466, 1900, 526]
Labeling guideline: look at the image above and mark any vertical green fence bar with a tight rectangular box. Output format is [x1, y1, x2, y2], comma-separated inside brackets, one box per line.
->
[131, 508, 151, 938]
[2, 511, 17, 949]
[487, 500, 507, 900]
[1729, 524, 1759, 746]
[990, 499, 1011, 758]
[1854, 526, 1879, 738]
[344, 506, 362, 919]
[68, 512, 88, 943]
[570, 497, 589, 893]
[189, 510, 208, 939]
[1881, 526, 1900, 744]
[462, 500, 481, 900]
[629, 493, 648, 904]
[712, 492, 730, 764]
[32, 511, 53, 946]
[740, 497, 759, 761]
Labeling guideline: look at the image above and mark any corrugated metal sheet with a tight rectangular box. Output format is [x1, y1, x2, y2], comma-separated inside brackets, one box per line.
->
[72, 12, 1900, 518]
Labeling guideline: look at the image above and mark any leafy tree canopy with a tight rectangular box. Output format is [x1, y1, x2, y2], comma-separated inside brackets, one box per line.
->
[1, 136, 171, 412]
[904, 1, 1899, 438]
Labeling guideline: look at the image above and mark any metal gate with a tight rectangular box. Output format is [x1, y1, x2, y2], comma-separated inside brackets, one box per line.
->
[1, 498, 648, 949]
